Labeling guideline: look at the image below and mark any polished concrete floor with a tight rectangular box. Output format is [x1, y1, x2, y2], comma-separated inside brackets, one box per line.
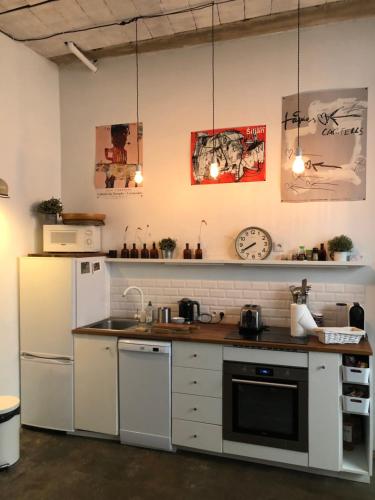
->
[0, 428, 373, 500]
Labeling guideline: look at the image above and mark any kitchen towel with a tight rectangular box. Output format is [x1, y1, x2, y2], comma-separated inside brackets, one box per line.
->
[290, 303, 317, 337]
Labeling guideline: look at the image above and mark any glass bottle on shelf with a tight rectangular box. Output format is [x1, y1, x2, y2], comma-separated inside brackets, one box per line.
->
[297, 245, 306, 260]
[318, 243, 327, 261]
[195, 243, 203, 259]
[130, 243, 139, 259]
[149, 242, 159, 259]
[140, 244, 149, 259]
[312, 247, 319, 261]
[183, 243, 192, 259]
[120, 243, 130, 258]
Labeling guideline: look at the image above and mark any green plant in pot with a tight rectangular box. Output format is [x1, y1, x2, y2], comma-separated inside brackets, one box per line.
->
[159, 238, 176, 259]
[36, 197, 63, 225]
[327, 235, 353, 262]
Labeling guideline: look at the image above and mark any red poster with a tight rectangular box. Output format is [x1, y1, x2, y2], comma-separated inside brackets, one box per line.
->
[191, 125, 266, 185]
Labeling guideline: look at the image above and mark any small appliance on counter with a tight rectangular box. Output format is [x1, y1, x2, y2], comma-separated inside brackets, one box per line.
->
[178, 298, 200, 323]
[43, 225, 101, 253]
[239, 304, 263, 336]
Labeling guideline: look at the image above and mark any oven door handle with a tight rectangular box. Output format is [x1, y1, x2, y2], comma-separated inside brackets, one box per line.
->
[232, 378, 298, 389]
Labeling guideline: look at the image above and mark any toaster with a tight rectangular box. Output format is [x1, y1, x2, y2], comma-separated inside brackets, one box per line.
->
[239, 304, 263, 336]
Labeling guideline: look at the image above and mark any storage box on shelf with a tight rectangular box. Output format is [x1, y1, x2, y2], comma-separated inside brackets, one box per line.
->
[340, 354, 373, 478]
[172, 342, 223, 453]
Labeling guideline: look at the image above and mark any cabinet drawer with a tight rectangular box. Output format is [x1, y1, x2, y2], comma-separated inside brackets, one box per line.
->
[173, 342, 222, 370]
[172, 367, 222, 397]
[172, 419, 222, 453]
[172, 393, 222, 425]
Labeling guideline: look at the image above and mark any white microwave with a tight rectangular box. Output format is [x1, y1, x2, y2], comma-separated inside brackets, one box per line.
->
[43, 225, 101, 253]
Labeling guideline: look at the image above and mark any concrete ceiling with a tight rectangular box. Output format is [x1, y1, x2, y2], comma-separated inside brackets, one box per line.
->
[0, 0, 373, 64]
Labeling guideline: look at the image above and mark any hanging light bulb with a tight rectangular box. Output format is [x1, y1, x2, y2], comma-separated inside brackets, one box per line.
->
[292, 0, 305, 175]
[210, 154, 219, 179]
[209, 2, 218, 180]
[134, 19, 143, 185]
[292, 147, 304, 174]
[134, 165, 143, 184]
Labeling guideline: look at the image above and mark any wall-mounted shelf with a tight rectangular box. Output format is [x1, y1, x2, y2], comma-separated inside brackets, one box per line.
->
[106, 258, 366, 269]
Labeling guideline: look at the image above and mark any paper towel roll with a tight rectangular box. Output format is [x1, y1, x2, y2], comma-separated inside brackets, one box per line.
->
[291, 304, 317, 337]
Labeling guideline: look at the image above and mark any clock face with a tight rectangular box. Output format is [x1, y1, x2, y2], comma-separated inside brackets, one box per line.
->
[235, 226, 272, 260]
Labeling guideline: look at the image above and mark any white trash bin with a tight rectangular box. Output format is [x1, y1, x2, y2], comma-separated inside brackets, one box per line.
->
[0, 396, 20, 469]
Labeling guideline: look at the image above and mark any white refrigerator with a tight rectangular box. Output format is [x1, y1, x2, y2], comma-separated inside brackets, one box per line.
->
[19, 256, 109, 431]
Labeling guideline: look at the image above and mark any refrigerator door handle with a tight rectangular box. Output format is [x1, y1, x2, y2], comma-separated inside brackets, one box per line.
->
[21, 352, 73, 364]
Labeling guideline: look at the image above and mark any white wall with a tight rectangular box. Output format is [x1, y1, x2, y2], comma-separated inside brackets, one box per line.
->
[0, 34, 61, 396]
[60, 17, 375, 264]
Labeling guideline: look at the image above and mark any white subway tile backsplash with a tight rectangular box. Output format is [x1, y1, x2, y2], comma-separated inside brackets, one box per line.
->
[110, 278, 365, 328]
[326, 284, 345, 293]
[217, 280, 234, 289]
[209, 290, 226, 298]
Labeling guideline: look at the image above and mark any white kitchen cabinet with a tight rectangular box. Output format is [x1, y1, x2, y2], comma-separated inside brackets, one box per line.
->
[74, 334, 118, 436]
[172, 341, 223, 453]
[308, 352, 342, 471]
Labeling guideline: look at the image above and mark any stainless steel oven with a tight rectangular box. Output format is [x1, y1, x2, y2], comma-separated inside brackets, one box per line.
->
[223, 361, 308, 452]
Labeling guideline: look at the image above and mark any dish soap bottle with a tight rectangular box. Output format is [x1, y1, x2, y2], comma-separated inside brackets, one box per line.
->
[145, 301, 154, 324]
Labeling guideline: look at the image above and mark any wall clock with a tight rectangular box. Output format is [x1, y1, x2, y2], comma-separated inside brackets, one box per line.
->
[235, 227, 272, 260]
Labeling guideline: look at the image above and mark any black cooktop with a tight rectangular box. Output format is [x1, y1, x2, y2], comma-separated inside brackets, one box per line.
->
[225, 326, 309, 345]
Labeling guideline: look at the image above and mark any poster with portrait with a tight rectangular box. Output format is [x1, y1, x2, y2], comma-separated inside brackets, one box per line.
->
[281, 88, 367, 202]
[95, 123, 143, 197]
[191, 125, 266, 185]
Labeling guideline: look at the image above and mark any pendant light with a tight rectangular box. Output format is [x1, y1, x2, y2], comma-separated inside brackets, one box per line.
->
[0, 178, 9, 198]
[209, 2, 219, 180]
[292, 0, 305, 175]
[134, 19, 143, 185]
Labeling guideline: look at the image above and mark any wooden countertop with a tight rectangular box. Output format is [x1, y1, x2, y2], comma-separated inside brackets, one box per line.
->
[73, 322, 373, 356]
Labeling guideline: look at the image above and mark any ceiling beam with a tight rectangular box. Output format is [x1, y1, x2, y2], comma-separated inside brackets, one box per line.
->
[51, 0, 375, 65]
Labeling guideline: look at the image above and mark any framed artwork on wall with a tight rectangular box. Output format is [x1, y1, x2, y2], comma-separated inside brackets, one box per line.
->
[191, 125, 266, 185]
[281, 88, 367, 202]
[95, 122, 143, 197]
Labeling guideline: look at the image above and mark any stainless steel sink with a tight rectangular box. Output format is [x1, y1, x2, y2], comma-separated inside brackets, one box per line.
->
[88, 318, 139, 330]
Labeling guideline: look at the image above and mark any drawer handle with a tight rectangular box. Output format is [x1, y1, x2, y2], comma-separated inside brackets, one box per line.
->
[192, 381, 197, 384]
[193, 407, 197, 411]
[105, 347, 110, 351]
[193, 354, 197, 358]
[318, 365, 326, 370]
[192, 434, 197, 439]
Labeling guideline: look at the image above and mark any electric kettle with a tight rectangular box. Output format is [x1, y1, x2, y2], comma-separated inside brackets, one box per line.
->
[178, 298, 200, 324]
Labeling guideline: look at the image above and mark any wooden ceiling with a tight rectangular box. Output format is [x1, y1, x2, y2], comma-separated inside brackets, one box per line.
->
[0, 0, 373, 64]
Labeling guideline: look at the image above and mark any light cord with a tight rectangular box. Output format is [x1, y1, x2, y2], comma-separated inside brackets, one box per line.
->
[136, 19, 140, 166]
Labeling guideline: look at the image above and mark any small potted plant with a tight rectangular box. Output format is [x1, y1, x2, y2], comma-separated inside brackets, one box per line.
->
[328, 235, 353, 262]
[159, 238, 176, 259]
[36, 197, 63, 224]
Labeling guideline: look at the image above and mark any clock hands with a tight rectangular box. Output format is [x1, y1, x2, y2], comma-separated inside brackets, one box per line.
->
[241, 242, 256, 252]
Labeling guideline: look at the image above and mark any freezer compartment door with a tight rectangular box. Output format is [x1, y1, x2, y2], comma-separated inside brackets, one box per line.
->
[20, 355, 74, 432]
[19, 257, 74, 357]
[75, 257, 109, 327]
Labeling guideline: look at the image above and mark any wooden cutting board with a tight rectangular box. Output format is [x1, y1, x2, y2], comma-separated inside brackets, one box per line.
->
[151, 323, 199, 334]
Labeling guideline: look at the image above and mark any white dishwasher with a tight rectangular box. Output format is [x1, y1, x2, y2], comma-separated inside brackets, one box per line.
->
[118, 339, 173, 451]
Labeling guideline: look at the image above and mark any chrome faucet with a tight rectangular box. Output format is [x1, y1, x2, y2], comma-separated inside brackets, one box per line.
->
[122, 286, 145, 322]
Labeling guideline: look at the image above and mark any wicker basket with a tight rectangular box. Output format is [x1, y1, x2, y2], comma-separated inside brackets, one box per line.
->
[314, 327, 366, 345]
